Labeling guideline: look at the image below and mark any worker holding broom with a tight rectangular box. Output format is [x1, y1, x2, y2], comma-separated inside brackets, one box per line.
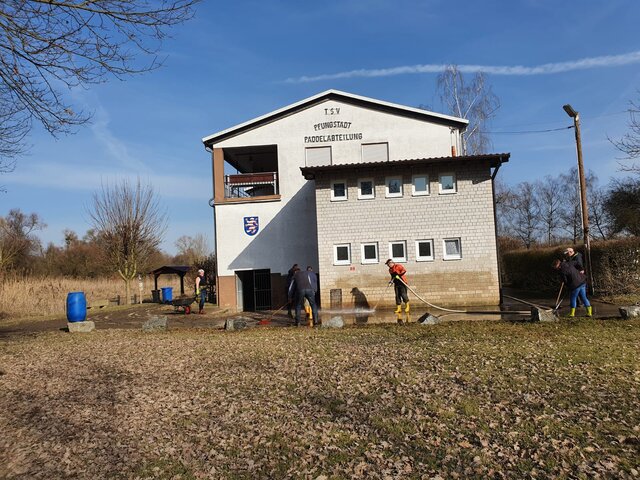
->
[552, 259, 592, 317]
[385, 259, 409, 313]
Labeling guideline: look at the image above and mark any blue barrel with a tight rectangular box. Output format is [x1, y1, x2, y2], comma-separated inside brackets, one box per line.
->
[66, 292, 87, 323]
[161, 287, 173, 303]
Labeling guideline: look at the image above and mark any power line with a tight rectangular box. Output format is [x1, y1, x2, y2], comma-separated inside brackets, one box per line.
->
[479, 125, 574, 135]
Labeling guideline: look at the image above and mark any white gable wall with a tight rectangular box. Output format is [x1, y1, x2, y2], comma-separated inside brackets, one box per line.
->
[212, 99, 462, 278]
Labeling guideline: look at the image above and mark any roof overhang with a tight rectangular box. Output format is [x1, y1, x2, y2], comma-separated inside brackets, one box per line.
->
[202, 89, 469, 148]
[299, 153, 510, 180]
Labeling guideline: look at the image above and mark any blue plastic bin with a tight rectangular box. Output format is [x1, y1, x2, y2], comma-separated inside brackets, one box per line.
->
[66, 292, 87, 322]
[161, 287, 173, 304]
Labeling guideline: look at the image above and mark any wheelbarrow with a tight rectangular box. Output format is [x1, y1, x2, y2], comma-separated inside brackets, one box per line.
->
[171, 295, 197, 314]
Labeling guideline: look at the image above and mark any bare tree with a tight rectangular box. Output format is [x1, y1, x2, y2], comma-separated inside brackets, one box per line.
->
[0, 209, 45, 273]
[535, 175, 564, 245]
[89, 179, 167, 304]
[436, 65, 500, 155]
[175, 234, 210, 265]
[610, 95, 640, 173]
[0, 0, 199, 171]
[604, 177, 640, 236]
[503, 182, 540, 249]
[589, 184, 614, 241]
[558, 167, 599, 243]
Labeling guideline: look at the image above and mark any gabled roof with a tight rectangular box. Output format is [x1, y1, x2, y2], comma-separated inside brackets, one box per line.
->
[202, 89, 469, 147]
[300, 153, 510, 179]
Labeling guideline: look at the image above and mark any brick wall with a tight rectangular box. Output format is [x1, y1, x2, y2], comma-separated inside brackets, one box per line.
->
[315, 161, 500, 308]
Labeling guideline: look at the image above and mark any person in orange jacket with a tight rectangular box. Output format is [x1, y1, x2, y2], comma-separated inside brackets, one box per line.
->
[385, 259, 409, 313]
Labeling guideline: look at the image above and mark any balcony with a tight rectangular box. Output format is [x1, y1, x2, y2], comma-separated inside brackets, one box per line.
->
[224, 171, 279, 199]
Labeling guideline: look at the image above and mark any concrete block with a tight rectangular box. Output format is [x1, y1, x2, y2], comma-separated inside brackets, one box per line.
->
[322, 316, 344, 328]
[67, 321, 95, 333]
[225, 317, 249, 331]
[142, 315, 167, 332]
[530, 308, 558, 322]
[619, 306, 640, 319]
[418, 314, 439, 325]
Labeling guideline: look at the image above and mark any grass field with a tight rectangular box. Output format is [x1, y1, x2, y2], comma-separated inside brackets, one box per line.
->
[1, 319, 638, 479]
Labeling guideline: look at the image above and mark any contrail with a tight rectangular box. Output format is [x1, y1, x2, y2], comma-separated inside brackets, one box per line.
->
[284, 50, 640, 83]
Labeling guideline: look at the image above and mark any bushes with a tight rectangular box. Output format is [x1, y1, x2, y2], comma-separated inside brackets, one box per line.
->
[502, 237, 640, 296]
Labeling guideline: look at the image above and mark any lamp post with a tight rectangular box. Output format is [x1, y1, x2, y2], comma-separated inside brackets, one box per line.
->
[563, 104, 594, 293]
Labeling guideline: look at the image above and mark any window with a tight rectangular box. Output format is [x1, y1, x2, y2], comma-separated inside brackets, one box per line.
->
[361, 242, 379, 264]
[443, 238, 462, 260]
[385, 176, 403, 198]
[389, 241, 407, 262]
[362, 142, 389, 163]
[305, 146, 332, 167]
[416, 239, 434, 261]
[331, 180, 347, 201]
[358, 178, 375, 199]
[334, 244, 351, 265]
[412, 174, 429, 196]
[439, 172, 457, 194]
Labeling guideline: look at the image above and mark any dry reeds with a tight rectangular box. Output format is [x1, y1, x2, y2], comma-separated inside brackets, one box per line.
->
[0, 275, 182, 318]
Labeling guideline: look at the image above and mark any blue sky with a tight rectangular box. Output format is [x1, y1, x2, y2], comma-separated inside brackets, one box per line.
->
[2, 0, 639, 254]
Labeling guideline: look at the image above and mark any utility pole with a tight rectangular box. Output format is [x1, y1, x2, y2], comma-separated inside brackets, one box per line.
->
[563, 104, 594, 293]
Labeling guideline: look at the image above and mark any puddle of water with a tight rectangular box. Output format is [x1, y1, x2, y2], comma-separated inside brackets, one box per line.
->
[318, 305, 530, 325]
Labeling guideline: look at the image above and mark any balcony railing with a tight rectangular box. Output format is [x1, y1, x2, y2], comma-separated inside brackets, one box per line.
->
[224, 172, 278, 199]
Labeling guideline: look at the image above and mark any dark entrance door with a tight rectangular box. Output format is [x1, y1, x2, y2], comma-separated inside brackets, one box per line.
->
[235, 269, 271, 312]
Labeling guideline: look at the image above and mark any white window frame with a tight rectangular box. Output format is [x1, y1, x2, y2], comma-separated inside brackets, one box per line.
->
[415, 239, 434, 262]
[443, 238, 462, 260]
[331, 179, 348, 201]
[388, 241, 407, 262]
[334, 243, 351, 265]
[412, 174, 430, 196]
[385, 176, 403, 198]
[360, 242, 379, 264]
[357, 178, 375, 200]
[439, 172, 457, 194]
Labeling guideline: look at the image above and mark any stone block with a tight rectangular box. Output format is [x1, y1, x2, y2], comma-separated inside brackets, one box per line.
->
[530, 308, 558, 322]
[619, 306, 640, 319]
[225, 317, 249, 331]
[322, 316, 344, 328]
[142, 316, 167, 332]
[418, 314, 439, 325]
[67, 321, 95, 333]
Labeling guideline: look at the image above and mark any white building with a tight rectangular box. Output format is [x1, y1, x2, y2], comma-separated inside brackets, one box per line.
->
[202, 90, 508, 311]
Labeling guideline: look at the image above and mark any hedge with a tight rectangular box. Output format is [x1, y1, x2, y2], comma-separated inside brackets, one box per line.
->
[501, 237, 640, 296]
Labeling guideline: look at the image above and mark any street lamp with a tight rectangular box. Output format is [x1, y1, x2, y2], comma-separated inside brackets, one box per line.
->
[563, 104, 594, 292]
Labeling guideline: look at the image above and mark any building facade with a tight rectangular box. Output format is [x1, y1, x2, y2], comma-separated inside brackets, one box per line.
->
[202, 90, 508, 311]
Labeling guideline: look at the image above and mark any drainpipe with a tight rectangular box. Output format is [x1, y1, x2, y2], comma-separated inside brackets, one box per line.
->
[491, 160, 503, 305]
[205, 144, 219, 299]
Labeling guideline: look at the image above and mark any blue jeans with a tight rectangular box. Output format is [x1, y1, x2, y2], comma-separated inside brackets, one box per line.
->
[198, 288, 206, 310]
[295, 289, 319, 325]
[570, 284, 590, 309]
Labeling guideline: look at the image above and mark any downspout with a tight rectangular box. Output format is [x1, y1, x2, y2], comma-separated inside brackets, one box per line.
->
[205, 144, 219, 301]
[491, 160, 503, 305]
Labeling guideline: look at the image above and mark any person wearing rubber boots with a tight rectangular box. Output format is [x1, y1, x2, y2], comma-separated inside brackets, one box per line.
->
[552, 259, 592, 317]
[289, 266, 319, 327]
[195, 269, 207, 314]
[385, 259, 409, 313]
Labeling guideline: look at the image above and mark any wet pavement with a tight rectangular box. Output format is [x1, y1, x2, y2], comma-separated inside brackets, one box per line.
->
[0, 291, 628, 338]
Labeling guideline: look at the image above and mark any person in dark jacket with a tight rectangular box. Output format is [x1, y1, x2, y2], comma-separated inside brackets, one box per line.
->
[285, 264, 298, 318]
[552, 259, 592, 317]
[564, 247, 585, 273]
[288, 266, 319, 326]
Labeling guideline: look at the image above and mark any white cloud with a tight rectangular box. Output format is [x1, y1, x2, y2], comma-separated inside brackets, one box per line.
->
[284, 50, 640, 83]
